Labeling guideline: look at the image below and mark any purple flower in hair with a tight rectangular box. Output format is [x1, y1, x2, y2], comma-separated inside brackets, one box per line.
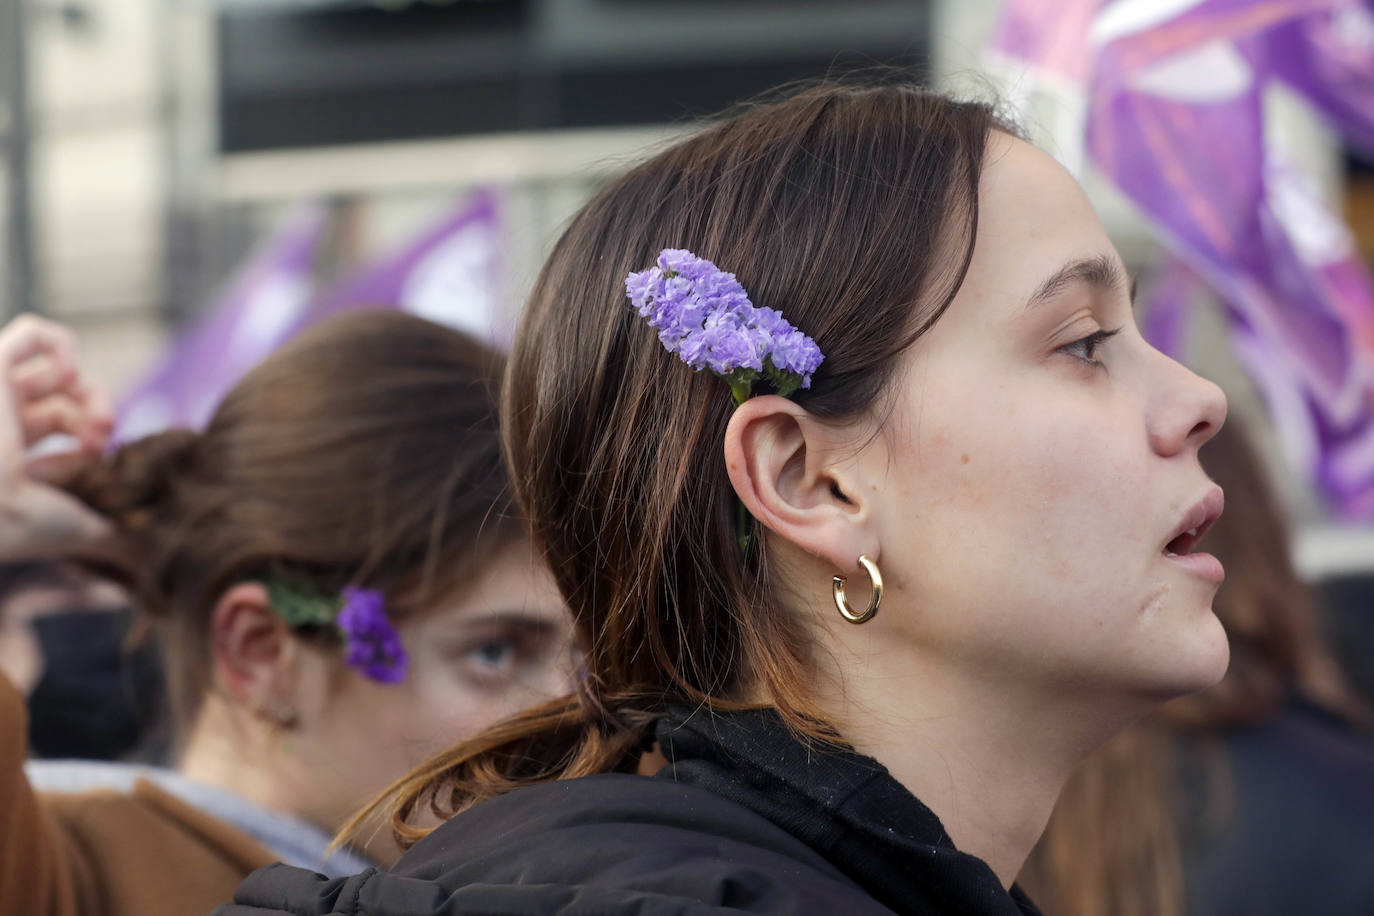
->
[337, 587, 408, 684]
[624, 248, 824, 403]
[768, 327, 826, 379]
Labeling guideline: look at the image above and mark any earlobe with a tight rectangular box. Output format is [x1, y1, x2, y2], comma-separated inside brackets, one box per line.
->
[723, 396, 876, 569]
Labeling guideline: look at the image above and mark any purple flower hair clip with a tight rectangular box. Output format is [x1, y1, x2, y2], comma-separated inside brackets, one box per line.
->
[337, 587, 409, 684]
[265, 578, 409, 684]
[626, 249, 825, 552]
[625, 248, 825, 405]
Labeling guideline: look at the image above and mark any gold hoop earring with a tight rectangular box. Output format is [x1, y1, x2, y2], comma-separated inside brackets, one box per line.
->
[832, 554, 882, 624]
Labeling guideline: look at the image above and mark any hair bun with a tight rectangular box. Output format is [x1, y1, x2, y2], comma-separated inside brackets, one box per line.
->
[59, 428, 202, 620]
[69, 428, 200, 526]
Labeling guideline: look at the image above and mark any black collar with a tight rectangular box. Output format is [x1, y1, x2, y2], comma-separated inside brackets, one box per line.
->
[654, 706, 1042, 916]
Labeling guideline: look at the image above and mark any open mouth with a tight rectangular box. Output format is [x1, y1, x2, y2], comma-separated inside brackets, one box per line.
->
[1163, 518, 1214, 557]
[1161, 487, 1225, 560]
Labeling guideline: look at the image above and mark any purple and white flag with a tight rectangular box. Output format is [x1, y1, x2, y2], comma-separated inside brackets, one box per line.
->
[114, 205, 326, 443]
[291, 190, 507, 346]
[1266, 2, 1374, 155]
[991, 0, 1374, 517]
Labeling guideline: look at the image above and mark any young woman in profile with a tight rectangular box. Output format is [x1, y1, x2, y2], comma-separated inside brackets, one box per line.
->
[0, 311, 573, 916]
[226, 80, 1229, 916]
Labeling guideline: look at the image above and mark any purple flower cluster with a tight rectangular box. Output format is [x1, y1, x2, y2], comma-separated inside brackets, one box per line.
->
[625, 249, 824, 399]
[336, 586, 408, 684]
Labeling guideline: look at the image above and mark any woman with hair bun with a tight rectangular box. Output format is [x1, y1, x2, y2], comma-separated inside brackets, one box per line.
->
[229, 79, 1229, 916]
[0, 310, 574, 916]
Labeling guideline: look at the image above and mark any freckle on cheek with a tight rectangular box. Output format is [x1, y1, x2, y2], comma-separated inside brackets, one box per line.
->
[960, 454, 970, 465]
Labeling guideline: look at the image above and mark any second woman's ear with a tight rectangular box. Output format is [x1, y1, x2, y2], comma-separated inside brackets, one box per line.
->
[209, 582, 298, 713]
[723, 395, 877, 570]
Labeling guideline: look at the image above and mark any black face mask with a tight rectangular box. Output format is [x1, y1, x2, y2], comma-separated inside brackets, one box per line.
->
[26, 609, 166, 762]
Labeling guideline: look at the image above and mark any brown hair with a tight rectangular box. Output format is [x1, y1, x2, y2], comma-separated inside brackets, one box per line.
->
[1020, 418, 1371, 916]
[68, 310, 519, 735]
[355, 80, 1017, 845]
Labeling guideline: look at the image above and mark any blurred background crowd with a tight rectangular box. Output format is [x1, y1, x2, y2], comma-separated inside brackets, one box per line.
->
[1, 1, 1373, 914]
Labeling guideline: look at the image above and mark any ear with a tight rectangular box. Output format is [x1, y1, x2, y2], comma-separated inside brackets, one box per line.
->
[209, 582, 299, 712]
[724, 395, 878, 572]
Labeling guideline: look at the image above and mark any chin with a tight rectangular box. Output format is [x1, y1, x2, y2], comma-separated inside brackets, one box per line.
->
[1152, 607, 1232, 698]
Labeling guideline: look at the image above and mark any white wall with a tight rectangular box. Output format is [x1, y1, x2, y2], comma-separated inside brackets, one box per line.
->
[23, 0, 168, 393]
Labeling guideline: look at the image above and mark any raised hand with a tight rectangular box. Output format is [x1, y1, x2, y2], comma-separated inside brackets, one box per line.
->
[0, 315, 114, 561]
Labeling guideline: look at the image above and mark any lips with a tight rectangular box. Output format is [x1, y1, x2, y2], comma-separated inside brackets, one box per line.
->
[1161, 486, 1225, 584]
[1163, 486, 1224, 557]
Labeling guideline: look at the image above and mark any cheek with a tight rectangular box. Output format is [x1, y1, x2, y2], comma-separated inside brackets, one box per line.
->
[887, 379, 1150, 617]
[318, 668, 476, 757]
[386, 661, 534, 762]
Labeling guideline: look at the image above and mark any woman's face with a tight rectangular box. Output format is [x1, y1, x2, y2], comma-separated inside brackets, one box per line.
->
[864, 134, 1229, 703]
[293, 537, 574, 836]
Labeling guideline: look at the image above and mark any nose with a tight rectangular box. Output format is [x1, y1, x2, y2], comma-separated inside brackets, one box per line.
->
[1147, 351, 1228, 458]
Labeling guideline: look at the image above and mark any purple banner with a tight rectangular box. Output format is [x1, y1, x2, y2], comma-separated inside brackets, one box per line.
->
[115, 190, 504, 444]
[114, 205, 326, 443]
[1266, 5, 1374, 155]
[291, 190, 506, 346]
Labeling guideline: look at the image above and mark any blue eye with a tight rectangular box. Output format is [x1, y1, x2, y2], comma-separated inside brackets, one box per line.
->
[450, 616, 567, 691]
[470, 639, 515, 670]
[1059, 328, 1121, 367]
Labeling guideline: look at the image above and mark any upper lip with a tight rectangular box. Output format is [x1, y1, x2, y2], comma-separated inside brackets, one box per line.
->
[1163, 486, 1224, 555]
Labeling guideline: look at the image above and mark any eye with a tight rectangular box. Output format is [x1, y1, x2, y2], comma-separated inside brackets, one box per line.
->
[448, 617, 568, 692]
[1057, 328, 1121, 367]
[468, 638, 516, 672]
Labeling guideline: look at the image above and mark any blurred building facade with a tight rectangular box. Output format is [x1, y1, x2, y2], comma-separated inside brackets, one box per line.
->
[1, 0, 172, 386]
[3, 0, 938, 393]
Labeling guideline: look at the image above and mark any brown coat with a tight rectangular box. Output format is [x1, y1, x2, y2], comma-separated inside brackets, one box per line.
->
[1, 672, 277, 916]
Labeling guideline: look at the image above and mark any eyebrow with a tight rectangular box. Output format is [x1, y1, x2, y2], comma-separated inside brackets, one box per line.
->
[1025, 254, 1135, 310]
[448, 611, 562, 634]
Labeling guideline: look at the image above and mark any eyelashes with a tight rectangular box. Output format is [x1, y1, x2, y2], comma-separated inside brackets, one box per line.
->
[1058, 327, 1122, 367]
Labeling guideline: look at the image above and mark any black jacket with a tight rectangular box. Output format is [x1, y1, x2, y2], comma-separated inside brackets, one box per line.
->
[218, 707, 1040, 915]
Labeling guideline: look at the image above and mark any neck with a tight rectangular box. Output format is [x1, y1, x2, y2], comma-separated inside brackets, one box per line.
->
[177, 693, 404, 865]
[815, 624, 1142, 888]
[177, 693, 320, 828]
